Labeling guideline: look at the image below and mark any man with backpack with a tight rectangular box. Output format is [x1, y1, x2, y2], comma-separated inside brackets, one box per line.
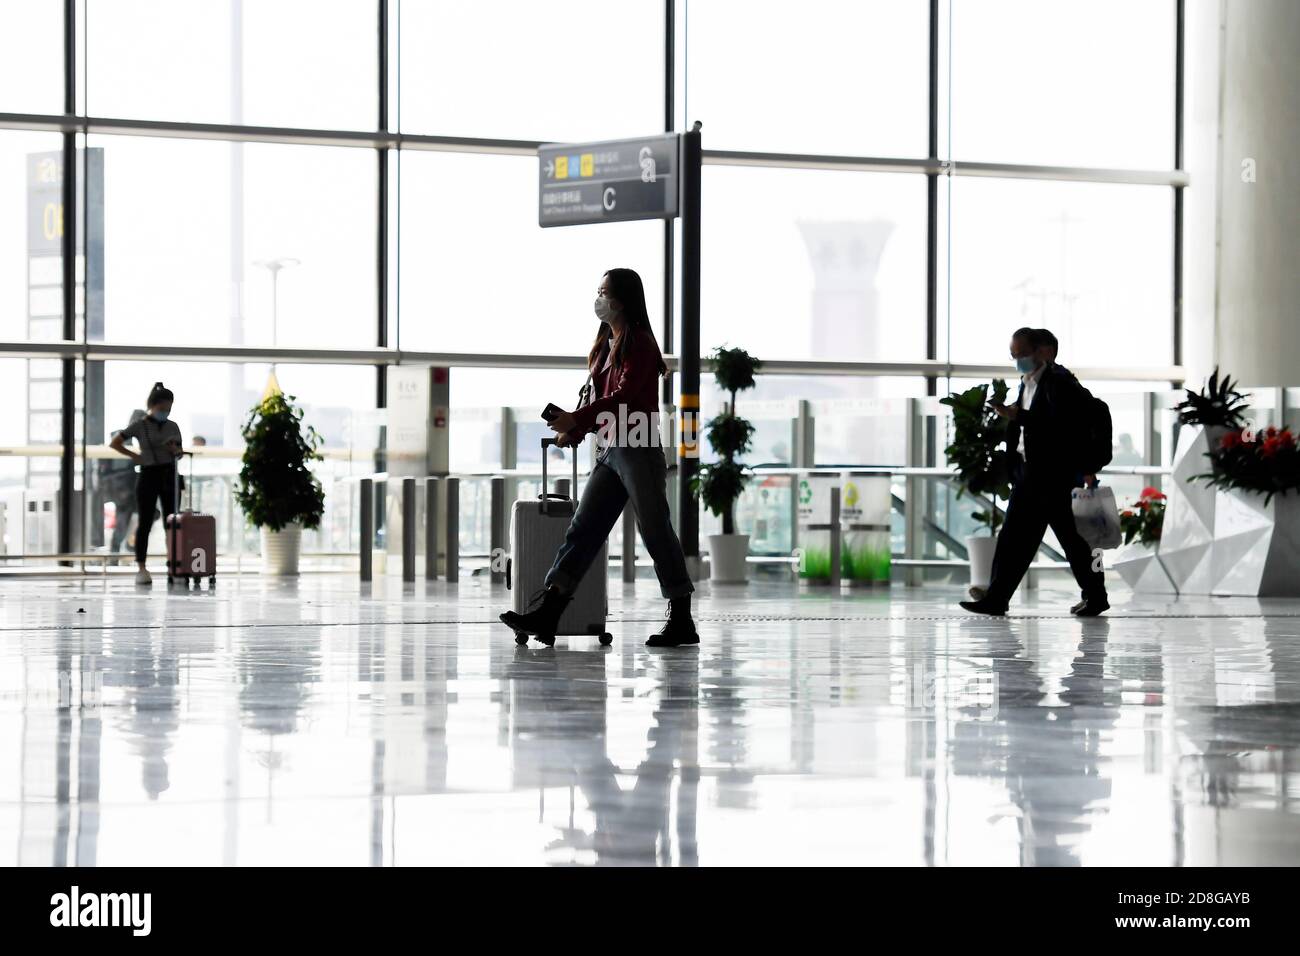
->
[960, 327, 1111, 617]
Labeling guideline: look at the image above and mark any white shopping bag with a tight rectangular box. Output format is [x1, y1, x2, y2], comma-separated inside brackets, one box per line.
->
[1071, 484, 1122, 550]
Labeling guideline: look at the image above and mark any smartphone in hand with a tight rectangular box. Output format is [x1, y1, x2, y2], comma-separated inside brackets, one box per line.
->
[541, 403, 563, 423]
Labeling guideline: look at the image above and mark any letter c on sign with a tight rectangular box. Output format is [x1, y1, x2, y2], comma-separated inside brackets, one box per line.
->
[603, 187, 616, 211]
[44, 203, 62, 241]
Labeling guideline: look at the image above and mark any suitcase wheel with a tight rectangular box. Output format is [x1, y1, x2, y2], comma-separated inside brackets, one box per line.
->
[513, 631, 528, 646]
[534, 634, 556, 648]
[599, 632, 613, 646]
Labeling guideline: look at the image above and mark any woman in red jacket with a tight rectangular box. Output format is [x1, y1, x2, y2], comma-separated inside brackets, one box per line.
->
[500, 268, 697, 647]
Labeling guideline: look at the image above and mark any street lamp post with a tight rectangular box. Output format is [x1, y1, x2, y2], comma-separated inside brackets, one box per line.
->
[252, 257, 300, 372]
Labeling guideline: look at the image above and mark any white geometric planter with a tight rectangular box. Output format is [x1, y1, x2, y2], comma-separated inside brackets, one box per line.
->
[1112, 541, 1177, 594]
[1210, 490, 1300, 597]
[1126, 421, 1299, 597]
[1157, 424, 1226, 594]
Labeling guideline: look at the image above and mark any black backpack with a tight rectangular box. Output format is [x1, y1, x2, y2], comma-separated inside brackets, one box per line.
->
[1078, 389, 1113, 474]
[1052, 364, 1112, 475]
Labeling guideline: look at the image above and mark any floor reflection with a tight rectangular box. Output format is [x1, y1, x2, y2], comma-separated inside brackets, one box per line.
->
[950, 619, 1121, 865]
[2, 578, 1299, 865]
[504, 647, 699, 866]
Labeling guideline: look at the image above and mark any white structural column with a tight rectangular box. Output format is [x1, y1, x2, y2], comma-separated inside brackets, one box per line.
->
[1214, 0, 1300, 386]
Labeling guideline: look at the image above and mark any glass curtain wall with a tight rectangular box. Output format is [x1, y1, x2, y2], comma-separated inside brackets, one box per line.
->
[0, 1, 1184, 564]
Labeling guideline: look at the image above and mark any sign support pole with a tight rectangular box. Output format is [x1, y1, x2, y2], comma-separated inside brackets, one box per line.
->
[677, 122, 702, 571]
[57, 0, 77, 561]
[662, 0, 676, 408]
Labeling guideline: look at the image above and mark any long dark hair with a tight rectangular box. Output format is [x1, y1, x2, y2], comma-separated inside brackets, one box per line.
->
[588, 268, 667, 376]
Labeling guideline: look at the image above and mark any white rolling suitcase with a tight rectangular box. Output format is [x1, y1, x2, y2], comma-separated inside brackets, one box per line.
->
[506, 437, 611, 646]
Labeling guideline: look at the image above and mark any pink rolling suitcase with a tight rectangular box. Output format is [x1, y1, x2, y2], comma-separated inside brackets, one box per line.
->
[506, 437, 610, 646]
[166, 452, 217, 589]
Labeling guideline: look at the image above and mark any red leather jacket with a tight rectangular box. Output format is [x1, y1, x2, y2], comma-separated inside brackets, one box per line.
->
[570, 328, 664, 443]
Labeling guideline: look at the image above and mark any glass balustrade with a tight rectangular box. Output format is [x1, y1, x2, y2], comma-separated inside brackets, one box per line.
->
[3, 383, 1289, 576]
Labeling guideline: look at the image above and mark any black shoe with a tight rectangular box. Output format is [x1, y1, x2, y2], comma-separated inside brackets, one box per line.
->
[1072, 596, 1110, 617]
[500, 586, 571, 646]
[646, 609, 699, 647]
[959, 599, 1008, 616]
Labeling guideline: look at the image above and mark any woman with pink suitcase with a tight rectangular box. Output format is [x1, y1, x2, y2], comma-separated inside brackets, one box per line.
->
[110, 382, 185, 586]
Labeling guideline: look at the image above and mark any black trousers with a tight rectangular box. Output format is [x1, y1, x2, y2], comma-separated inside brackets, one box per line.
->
[986, 471, 1106, 607]
[134, 463, 176, 564]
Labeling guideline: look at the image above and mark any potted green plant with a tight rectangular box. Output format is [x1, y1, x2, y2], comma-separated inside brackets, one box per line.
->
[1173, 365, 1251, 466]
[1173, 366, 1250, 432]
[939, 380, 1014, 594]
[1192, 425, 1300, 595]
[235, 390, 326, 576]
[692, 346, 760, 583]
[1195, 426, 1300, 502]
[1111, 486, 1177, 594]
[1119, 486, 1168, 545]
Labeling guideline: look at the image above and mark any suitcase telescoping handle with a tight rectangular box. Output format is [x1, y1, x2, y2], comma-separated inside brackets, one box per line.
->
[172, 450, 195, 512]
[170, 451, 193, 577]
[539, 437, 579, 514]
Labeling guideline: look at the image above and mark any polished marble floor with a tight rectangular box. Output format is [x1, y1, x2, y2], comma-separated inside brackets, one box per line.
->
[2, 572, 1298, 866]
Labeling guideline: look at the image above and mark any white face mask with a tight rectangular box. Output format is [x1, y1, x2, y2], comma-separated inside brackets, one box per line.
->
[594, 296, 617, 323]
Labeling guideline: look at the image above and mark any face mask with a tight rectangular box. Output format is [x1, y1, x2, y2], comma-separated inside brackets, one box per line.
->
[594, 296, 617, 323]
[152, 410, 169, 423]
[1014, 356, 1037, 375]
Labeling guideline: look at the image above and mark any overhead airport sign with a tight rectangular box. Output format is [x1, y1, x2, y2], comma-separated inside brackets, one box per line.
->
[538, 133, 678, 227]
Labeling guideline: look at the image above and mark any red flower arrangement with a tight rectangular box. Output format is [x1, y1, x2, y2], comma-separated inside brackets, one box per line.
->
[1119, 486, 1167, 546]
[1195, 426, 1300, 503]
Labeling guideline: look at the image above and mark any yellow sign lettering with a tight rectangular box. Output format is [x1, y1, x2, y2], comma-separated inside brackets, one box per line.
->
[43, 202, 63, 240]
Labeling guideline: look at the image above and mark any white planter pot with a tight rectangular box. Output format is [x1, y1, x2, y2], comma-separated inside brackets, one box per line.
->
[261, 523, 303, 576]
[1112, 541, 1177, 594]
[1159, 424, 1225, 594]
[708, 533, 750, 584]
[1210, 488, 1300, 597]
[966, 534, 997, 589]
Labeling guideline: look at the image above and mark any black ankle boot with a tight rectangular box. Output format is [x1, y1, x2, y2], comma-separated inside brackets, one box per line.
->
[646, 598, 699, 647]
[500, 586, 571, 646]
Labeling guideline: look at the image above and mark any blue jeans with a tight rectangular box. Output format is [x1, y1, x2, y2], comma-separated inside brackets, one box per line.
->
[544, 445, 694, 600]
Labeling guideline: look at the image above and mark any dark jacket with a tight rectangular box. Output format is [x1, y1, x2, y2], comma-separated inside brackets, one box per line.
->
[571, 328, 663, 443]
[1007, 362, 1090, 486]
